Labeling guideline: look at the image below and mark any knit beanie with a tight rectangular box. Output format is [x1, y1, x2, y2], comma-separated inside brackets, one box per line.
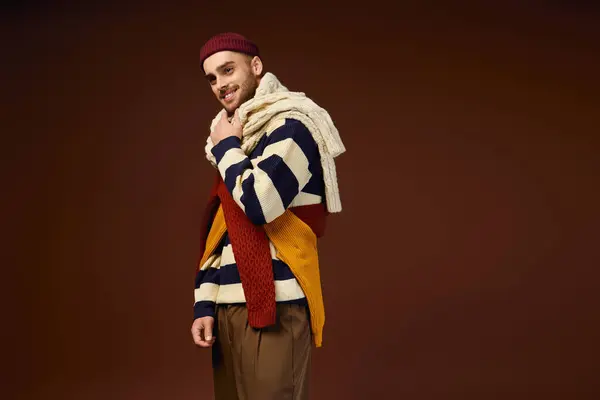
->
[199, 32, 260, 71]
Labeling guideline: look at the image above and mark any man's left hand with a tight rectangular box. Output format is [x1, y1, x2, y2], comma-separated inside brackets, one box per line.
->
[210, 110, 242, 146]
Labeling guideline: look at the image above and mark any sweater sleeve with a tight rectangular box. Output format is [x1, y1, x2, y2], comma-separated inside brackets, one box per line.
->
[210, 119, 320, 225]
[193, 255, 220, 320]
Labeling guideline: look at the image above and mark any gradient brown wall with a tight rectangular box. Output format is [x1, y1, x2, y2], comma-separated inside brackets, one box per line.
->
[3, 2, 599, 399]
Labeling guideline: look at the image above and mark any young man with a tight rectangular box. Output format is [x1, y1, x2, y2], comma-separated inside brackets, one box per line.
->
[191, 32, 345, 400]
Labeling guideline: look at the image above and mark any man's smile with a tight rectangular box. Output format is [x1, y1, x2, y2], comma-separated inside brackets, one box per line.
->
[221, 88, 238, 102]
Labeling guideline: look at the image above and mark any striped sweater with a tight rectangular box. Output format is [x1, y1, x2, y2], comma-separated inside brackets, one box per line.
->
[193, 117, 325, 320]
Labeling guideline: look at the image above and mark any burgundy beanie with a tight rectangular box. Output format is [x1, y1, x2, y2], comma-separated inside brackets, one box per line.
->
[199, 32, 260, 70]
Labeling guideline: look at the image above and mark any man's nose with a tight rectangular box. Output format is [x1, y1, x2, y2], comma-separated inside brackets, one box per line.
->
[216, 78, 228, 91]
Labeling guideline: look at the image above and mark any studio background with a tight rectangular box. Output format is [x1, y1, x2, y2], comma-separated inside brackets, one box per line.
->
[3, 1, 599, 399]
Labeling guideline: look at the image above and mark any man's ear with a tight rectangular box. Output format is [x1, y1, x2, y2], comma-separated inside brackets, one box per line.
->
[250, 56, 263, 76]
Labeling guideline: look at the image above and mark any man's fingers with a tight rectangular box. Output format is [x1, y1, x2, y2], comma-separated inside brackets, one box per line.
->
[191, 324, 204, 346]
[204, 320, 213, 342]
[232, 111, 241, 127]
[217, 112, 227, 125]
[191, 318, 216, 348]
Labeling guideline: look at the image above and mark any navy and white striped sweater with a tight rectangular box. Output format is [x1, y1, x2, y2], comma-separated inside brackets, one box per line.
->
[194, 118, 325, 320]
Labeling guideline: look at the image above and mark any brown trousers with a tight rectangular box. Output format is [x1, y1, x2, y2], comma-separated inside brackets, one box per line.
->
[211, 303, 312, 400]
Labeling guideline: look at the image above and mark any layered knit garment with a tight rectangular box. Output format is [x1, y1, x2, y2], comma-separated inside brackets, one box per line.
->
[196, 73, 344, 333]
[205, 72, 345, 213]
[196, 179, 329, 345]
[215, 176, 277, 327]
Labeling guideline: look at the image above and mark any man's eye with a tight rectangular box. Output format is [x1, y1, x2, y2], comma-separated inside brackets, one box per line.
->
[225, 67, 233, 73]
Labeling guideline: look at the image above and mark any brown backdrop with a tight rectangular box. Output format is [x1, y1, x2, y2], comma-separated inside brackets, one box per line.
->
[3, 2, 599, 399]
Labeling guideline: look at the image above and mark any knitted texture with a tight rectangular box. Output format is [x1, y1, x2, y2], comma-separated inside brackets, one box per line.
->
[195, 173, 222, 273]
[199, 32, 260, 70]
[196, 172, 328, 343]
[216, 176, 277, 328]
[205, 72, 346, 213]
[264, 208, 326, 346]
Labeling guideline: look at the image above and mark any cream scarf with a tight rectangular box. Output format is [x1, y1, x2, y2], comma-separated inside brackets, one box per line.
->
[205, 72, 346, 213]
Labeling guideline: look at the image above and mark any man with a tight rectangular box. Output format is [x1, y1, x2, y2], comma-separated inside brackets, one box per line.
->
[191, 32, 345, 400]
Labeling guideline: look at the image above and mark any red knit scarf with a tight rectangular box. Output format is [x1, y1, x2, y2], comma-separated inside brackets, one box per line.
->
[197, 173, 327, 328]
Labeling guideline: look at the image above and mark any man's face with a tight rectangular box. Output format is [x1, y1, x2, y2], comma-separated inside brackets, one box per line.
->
[203, 51, 261, 115]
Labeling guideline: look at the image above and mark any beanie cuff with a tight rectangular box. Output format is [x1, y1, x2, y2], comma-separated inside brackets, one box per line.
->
[200, 32, 260, 69]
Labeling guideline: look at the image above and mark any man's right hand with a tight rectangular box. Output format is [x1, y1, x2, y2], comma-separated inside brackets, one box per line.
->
[191, 316, 216, 348]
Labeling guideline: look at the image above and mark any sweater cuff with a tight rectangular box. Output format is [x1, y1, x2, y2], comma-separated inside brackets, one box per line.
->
[193, 301, 216, 320]
[211, 136, 242, 164]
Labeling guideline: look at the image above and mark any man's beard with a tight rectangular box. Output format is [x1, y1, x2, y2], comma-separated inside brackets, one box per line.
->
[225, 76, 258, 116]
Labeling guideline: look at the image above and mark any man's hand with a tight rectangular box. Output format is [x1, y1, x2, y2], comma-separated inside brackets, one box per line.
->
[191, 316, 216, 348]
[210, 110, 242, 146]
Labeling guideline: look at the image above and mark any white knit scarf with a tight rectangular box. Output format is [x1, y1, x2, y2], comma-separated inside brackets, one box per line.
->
[205, 72, 346, 213]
